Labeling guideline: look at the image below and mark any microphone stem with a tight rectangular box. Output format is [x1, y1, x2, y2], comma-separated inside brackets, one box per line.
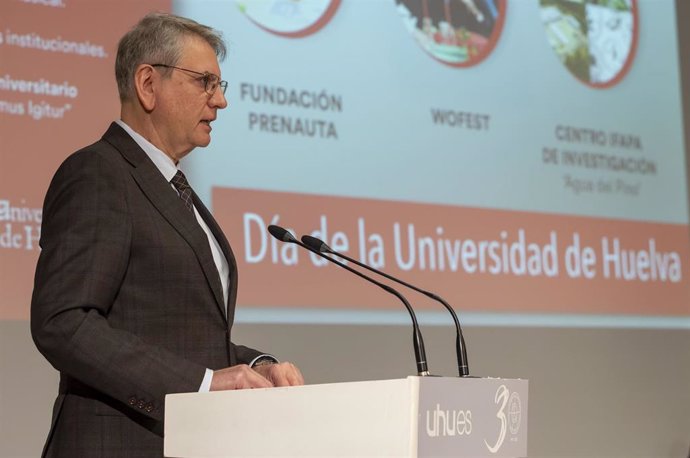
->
[430, 293, 469, 377]
[299, 242, 429, 376]
[326, 250, 469, 377]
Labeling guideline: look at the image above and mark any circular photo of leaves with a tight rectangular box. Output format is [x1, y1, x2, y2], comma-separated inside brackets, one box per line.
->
[539, 0, 638, 88]
[395, 0, 507, 67]
[236, 0, 341, 38]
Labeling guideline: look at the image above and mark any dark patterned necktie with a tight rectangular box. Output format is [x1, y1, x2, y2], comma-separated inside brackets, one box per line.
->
[170, 170, 194, 213]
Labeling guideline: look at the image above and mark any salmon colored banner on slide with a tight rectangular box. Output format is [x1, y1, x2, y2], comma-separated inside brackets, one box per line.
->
[213, 187, 690, 316]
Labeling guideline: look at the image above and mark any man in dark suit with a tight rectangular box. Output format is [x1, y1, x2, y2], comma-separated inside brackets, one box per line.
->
[31, 12, 303, 457]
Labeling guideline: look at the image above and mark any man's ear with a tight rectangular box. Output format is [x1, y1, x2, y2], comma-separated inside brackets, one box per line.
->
[133, 64, 157, 112]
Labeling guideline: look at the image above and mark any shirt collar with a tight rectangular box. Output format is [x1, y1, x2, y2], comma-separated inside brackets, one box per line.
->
[115, 119, 179, 182]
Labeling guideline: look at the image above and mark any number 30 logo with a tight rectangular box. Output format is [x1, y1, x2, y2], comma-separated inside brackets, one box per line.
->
[484, 385, 509, 453]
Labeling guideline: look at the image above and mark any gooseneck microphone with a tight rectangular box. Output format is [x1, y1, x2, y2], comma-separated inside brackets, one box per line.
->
[302, 234, 469, 377]
[268, 225, 430, 376]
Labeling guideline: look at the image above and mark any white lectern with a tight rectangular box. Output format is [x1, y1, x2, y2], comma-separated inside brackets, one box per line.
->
[165, 376, 527, 457]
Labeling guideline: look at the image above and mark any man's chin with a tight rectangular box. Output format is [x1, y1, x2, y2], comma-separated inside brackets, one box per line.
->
[195, 135, 212, 148]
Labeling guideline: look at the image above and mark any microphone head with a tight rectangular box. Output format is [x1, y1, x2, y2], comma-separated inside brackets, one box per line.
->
[301, 235, 331, 253]
[268, 225, 297, 243]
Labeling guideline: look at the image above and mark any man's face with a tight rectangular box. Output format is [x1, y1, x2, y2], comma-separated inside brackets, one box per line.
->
[152, 36, 228, 161]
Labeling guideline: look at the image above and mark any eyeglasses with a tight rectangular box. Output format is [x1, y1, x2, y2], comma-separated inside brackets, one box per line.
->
[150, 64, 228, 96]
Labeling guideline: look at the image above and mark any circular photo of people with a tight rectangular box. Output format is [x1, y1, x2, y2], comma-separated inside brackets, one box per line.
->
[395, 0, 507, 67]
[236, 0, 341, 38]
[539, 0, 638, 88]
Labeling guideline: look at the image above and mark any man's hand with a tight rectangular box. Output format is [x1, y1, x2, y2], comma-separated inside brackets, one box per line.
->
[210, 365, 274, 391]
[253, 362, 305, 387]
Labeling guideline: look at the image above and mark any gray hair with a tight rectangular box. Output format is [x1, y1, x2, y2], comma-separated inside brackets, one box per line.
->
[115, 12, 227, 101]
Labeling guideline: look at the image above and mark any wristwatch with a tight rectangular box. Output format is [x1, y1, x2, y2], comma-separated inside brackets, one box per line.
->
[251, 355, 279, 367]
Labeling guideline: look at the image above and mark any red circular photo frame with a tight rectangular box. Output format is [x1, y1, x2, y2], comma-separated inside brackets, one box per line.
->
[243, 0, 341, 39]
[398, 0, 508, 68]
[541, 0, 639, 89]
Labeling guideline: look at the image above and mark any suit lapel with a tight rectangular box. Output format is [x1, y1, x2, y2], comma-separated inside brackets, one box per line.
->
[102, 123, 227, 321]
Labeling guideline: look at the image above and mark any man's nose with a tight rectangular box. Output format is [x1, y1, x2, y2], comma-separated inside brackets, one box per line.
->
[210, 88, 228, 109]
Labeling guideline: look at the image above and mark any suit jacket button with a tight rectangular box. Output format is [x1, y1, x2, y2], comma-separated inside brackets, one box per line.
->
[137, 400, 146, 409]
[145, 403, 154, 413]
[128, 397, 137, 406]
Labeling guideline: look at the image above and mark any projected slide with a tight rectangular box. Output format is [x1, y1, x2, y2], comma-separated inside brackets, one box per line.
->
[177, 1, 689, 319]
[1, 1, 688, 325]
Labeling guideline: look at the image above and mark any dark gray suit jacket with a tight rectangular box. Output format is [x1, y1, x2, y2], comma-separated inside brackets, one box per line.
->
[31, 123, 263, 457]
